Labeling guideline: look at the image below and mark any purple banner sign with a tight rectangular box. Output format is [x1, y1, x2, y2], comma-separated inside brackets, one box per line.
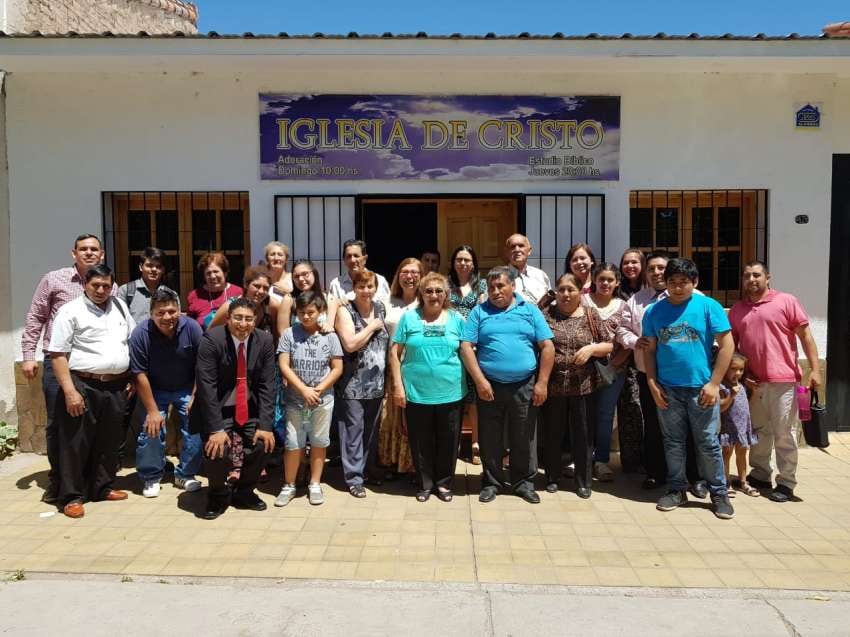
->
[260, 94, 620, 181]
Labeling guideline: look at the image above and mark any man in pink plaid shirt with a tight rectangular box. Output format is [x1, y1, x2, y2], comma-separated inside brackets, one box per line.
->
[21, 233, 111, 503]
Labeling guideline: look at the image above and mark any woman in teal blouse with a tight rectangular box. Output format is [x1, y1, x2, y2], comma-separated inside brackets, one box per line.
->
[389, 272, 466, 502]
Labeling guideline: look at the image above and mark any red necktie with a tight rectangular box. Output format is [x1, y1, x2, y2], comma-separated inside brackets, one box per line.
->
[235, 342, 248, 427]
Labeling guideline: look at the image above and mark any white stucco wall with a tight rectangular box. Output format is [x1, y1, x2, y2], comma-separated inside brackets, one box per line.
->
[3, 67, 840, 358]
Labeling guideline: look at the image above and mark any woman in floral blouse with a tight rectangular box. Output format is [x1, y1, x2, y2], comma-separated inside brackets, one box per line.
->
[542, 273, 614, 499]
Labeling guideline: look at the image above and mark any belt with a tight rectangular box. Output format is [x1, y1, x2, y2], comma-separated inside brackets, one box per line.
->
[72, 370, 131, 382]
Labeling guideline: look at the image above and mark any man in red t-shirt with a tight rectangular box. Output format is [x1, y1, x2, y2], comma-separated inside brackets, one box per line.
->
[728, 261, 822, 503]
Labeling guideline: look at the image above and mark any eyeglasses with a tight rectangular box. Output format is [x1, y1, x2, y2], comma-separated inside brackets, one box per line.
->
[230, 315, 256, 324]
[423, 288, 446, 295]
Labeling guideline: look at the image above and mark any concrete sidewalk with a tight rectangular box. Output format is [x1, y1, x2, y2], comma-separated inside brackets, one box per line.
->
[3, 575, 850, 636]
[1, 434, 849, 592]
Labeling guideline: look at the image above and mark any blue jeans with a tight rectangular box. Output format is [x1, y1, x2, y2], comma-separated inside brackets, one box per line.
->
[594, 370, 626, 463]
[656, 386, 727, 496]
[135, 388, 200, 482]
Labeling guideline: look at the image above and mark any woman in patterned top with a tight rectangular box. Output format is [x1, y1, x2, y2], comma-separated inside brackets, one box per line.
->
[448, 244, 487, 464]
[334, 269, 390, 497]
[542, 273, 614, 499]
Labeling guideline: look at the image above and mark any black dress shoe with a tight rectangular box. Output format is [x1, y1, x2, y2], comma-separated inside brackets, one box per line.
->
[576, 487, 592, 499]
[41, 489, 59, 505]
[202, 496, 229, 520]
[479, 486, 498, 503]
[641, 477, 662, 490]
[768, 484, 793, 503]
[231, 491, 267, 511]
[746, 473, 773, 490]
[689, 481, 709, 499]
[545, 482, 559, 493]
[516, 488, 540, 504]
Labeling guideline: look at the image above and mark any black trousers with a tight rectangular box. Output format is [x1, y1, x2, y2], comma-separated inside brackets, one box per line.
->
[542, 392, 599, 490]
[203, 422, 267, 498]
[56, 375, 128, 505]
[478, 376, 538, 492]
[405, 401, 463, 492]
[42, 362, 62, 491]
[637, 372, 699, 484]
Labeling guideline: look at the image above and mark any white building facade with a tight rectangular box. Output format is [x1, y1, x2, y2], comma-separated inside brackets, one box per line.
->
[0, 33, 848, 442]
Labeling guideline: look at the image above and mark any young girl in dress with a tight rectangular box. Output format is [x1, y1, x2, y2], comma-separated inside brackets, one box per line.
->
[719, 352, 759, 497]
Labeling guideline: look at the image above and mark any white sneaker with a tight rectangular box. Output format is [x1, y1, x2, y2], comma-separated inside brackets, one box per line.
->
[173, 476, 202, 492]
[564, 463, 575, 478]
[308, 482, 324, 505]
[275, 484, 296, 507]
[594, 463, 614, 482]
[142, 480, 161, 498]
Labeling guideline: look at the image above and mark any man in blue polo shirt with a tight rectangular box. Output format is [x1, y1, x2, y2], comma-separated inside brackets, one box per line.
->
[129, 288, 203, 498]
[461, 266, 554, 504]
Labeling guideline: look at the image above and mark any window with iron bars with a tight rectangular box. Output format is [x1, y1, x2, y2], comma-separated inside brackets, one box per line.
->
[629, 190, 768, 307]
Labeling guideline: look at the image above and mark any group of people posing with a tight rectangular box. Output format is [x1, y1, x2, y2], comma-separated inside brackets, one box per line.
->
[22, 232, 821, 522]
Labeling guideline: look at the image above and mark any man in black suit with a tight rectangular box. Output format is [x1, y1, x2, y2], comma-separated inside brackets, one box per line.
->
[191, 297, 276, 520]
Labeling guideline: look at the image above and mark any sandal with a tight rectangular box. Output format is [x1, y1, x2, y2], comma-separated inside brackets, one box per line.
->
[740, 483, 761, 497]
[436, 488, 453, 502]
[416, 490, 431, 502]
[349, 485, 367, 498]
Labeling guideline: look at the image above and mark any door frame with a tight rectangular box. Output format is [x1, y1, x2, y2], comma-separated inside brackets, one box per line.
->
[828, 155, 850, 431]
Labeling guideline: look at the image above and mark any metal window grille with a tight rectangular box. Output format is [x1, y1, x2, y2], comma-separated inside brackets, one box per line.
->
[629, 189, 768, 307]
[524, 194, 606, 285]
[274, 196, 356, 287]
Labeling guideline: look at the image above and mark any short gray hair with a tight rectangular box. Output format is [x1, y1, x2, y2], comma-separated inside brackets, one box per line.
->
[486, 266, 516, 284]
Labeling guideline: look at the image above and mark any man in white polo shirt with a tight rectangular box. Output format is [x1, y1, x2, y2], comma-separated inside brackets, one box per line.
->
[49, 264, 135, 519]
[328, 239, 391, 305]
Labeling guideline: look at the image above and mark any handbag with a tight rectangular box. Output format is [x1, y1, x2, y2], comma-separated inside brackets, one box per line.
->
[584, 308, 617, 388]
[802, 389, 829, 448]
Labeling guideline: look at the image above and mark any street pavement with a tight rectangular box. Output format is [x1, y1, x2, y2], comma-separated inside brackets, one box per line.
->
[2, 576, 850, 636]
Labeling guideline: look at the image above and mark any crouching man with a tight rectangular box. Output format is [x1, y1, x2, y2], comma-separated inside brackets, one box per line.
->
[130, 288, 203, 498]
[191, 297, 276, 520]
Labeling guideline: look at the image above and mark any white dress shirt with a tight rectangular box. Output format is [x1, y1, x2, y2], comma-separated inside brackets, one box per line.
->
[513, 264, 551, 304]
[49, 295, 135, 374]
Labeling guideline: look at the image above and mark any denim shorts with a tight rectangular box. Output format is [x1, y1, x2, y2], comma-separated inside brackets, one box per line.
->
[284, 399, 333, 450]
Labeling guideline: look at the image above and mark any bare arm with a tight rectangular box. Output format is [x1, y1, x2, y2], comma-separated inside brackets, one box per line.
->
[388, 342, 406, 407]
[207, 302, 230, 329]
[719, 387, 734, 413]
[795, 324, 822, 389]
[533, 339, 554, 407]
[335, 305, 381, 352]
[460, 341, 493, 401]
[135, 372, 165, 437]
[643, 336, 668, 410]
[314, 357, 343, 394]
[51, 353, 85, 417]
[276, 295, 293, 336]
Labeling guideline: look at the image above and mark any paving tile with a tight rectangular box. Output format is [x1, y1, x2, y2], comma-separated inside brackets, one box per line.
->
[554, 565, 599, 586]
[593, 566, 641, 586]
[634, 567, 682, 587]
[714, 568, 767, 588]
[675, 568, 724, 588]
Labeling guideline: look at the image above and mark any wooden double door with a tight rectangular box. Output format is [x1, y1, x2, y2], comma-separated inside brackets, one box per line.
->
[361, 197, 517, 277]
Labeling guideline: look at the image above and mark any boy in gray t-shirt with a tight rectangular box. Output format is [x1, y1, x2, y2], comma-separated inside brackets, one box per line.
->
[278, 324, 343, 406]
[276, 291, 343, 507]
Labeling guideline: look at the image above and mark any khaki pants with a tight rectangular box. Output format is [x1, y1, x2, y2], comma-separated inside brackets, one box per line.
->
[749, 382, 799, 490]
